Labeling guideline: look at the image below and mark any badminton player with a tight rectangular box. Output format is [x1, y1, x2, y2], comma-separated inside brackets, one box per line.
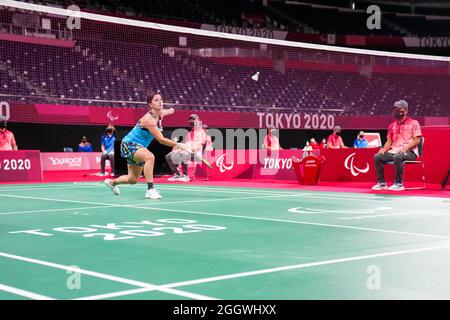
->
[104, 91, 191, 199]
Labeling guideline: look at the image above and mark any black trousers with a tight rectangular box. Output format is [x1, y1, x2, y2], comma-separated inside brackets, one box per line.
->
[101, 153, 115, 174]
[374, 151, 416, 184]
[442, 169, 450, 189]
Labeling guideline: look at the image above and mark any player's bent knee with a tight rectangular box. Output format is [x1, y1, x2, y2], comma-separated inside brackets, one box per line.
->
[145, 153, 155, 162]
[128, 177, 138, 184]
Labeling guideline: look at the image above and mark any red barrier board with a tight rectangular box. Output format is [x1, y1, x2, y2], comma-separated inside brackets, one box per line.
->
[0, 150, 43, 182]
[40, 152, 108, 171]
[201, 149, 392, 183]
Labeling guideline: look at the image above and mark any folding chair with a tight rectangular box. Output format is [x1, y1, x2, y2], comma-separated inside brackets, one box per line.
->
[387, 137, 425, 190]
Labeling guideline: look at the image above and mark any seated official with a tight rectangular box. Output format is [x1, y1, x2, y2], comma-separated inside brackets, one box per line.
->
[353, 131, 369, 148]
[327, 126, 347, 149]
[372, 100, 422, 191]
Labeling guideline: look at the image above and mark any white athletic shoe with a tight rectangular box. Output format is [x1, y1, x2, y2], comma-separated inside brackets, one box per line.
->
[104, 179, 120, 195]
[371, 182, 387, 191]
[168, 174, 182, 181]
[145, 188, 162, 199]
[388, 183, 405, 191]
[178, 174, 190, 182]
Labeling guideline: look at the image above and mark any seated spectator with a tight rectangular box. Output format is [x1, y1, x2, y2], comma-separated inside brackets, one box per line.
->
[309, 138, 320, 149]
[327, 126, 346, 149]
[353, 131, 369, 148]
[319, 138, 327, 150]
[77, 136, 92, 152]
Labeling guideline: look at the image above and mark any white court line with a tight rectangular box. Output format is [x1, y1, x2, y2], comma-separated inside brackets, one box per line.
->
[0, 205, 118, 216]
[76, 242, 450, 300]
[339, 209, 450, 220]
[156, 184, 450, 201]
[0, 183, 88, 190]
[162, 242, 450, 289]
[139, 206, 450, 240]
[127, 194, 299, 207]
[73, 287, 159, 300]
[0, 183, 305, 197]
[0, 193, 300, 215]
[0, 194, 120, 207]
[0, 283, 55, 300]
[0, 252, 216, 300]
[0, 193, 448, 240]
[1, 182, 447, 203]
[140, 184, 450, 203]
[0, 185, 105, 192]
[0, 183, 71, 188]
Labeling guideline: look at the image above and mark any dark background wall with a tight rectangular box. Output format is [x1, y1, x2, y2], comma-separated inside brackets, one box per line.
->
[6, 122, 387, 175]
[7, 123, 388, 152]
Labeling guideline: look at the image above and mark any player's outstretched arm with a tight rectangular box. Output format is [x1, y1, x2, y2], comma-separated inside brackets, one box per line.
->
[143, 116, 192, 152]
[160, 108, 175, 117]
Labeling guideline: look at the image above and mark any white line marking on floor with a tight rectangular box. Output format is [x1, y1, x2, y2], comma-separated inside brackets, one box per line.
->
[73, 287, 159, 300]
[73, 242, 450, 300]
[0, 252, 216, 300]
[0, 283, 55, 300]
[161, 242, 450, 290]
[0, 193, 448, 239]
[0, 205, 119, 216]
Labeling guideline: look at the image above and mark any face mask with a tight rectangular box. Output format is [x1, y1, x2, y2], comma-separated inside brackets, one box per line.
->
[394, 110, 405, 120]
[107, 129, 113, 134]
[359, 135, 364, 139]
[0, 122, 6, 129]
[335, 132, 340, 136]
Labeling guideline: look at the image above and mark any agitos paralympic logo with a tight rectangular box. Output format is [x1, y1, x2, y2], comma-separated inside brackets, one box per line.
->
[344, 152, 370, 176]
[215, 154, 234, 173]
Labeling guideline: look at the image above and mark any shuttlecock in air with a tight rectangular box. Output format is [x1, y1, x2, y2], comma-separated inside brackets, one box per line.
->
[251, 71, 260, 81]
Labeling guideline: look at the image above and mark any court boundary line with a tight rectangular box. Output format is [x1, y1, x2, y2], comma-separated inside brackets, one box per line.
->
[75, 242, 450, 300]
[0, 185, 105, 192]
[0, 193, 448, 240]
[2, 182, 448, 202]
[1, 187, 449, 300]
[0, 205, 119, 216]
[0, 194, 301, 216]
[157, 186, 450, 202]
[139, 206, 450, 240]
[0, 283, 55, 300]
[0, 252, 217, 300]
[129, 184, 450, 203]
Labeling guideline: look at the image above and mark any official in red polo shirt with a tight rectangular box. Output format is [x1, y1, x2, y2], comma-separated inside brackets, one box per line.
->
[326, 126, 346, 149]
[0, 120, 18, 151]
[372, 100, 422, 191]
